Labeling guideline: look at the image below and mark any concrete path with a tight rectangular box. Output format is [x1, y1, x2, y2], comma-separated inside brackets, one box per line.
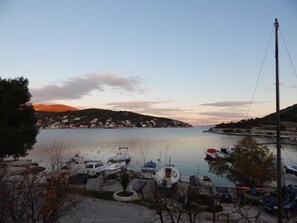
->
[62, 197, 153, 223]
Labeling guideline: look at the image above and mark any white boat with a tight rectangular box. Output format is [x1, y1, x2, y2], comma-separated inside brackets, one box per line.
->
[154, 164, 181, 188]
[285, 164, 297, 175]
[108, 147, 131, 163]
[103, 162, 126, 178]
[220, 147, 234, 155]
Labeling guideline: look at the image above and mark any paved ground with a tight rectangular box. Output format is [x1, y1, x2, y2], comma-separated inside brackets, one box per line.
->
[5, 160, 297, 222]
[62, 197, 153, 223]
[61, 174, 297, 223]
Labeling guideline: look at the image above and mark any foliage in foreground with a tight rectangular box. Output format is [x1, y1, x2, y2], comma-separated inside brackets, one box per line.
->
[0, 147, 81, 223]
[209, 136, 277, 186]
[0, 77, 38, 159]
[142, 181, 222, 223]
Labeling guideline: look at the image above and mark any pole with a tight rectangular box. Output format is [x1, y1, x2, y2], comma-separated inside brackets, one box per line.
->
[275, 18, 282, 223]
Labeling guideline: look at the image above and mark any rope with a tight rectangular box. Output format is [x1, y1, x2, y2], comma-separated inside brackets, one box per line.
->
[281, 146, 294, 164]
[280, 28, 297, 79]
[245, 25, 274, 120]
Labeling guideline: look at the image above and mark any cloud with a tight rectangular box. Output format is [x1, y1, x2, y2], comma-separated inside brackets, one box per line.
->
[31, 72, 146, 102]
[201, 101, 251, 107]
[198, 111, 246, 119]
[198, 101, 251, 123]
[106, 100, 190, 116]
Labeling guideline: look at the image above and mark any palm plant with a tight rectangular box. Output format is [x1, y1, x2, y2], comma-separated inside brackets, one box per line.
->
[117, 168, 134, 196]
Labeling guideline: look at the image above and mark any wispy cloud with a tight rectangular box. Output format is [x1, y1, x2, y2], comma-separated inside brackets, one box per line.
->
[201, 101, 251, 107]
[198, 111, 246, 119]
[198, 100, 268, 124]
[31, 72, 147, 102]
[106, 100, 190, 117]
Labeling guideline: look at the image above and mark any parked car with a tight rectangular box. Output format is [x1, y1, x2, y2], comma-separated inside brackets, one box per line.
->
[68, 173, 88, 184]
[83, 161, 105, 177]
[261, 185, 297, 218]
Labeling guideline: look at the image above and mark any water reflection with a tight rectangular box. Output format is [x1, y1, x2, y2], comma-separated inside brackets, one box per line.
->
[27, 126, 297, 185]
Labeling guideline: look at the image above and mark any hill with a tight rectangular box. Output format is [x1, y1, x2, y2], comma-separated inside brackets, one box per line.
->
[35, 107, 192, 129]
[209, 104, 297, 138]
[34, 104, 78, 112]
[214, 104, 297, 130]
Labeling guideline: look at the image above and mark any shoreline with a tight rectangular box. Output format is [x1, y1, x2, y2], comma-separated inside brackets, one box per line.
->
[205, 127, 297, 141]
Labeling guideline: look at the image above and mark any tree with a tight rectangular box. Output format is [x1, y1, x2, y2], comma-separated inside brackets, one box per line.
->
[0, 145, 82, 223]
[209, 136, 277, 186]
[0, 77, 38, 159]
[142, 181, 221, 223]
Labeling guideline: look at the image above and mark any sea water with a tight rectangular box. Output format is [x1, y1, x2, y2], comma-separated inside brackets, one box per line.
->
[27, 126, 297, 185]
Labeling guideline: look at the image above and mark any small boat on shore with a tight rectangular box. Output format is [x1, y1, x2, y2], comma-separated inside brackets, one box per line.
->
[220, 147, 234, 158]
[66, 154, 84, 165]
[103, 161, 126, 178]
[205, 148, 225, 161]
[141, 160, 157, 174]
[189, 175, 212, 187]
[285, 163, 297, 175]
[154, 164, 181, 188]
[108, 147, 131, 163]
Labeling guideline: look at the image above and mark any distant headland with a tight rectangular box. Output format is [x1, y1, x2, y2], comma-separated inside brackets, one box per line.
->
[207, 104, 297, 140]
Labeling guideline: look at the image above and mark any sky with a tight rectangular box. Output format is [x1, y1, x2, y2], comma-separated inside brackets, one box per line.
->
[0, 0, 296, 125]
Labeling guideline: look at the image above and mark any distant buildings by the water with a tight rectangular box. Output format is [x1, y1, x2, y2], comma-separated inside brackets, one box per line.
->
[36, 115, 192, 129]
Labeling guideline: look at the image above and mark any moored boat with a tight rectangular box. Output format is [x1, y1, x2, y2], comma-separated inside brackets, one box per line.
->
[141, 160, 157, 174]
[108, 147, 131, 163]
[154, 164, 181, 188]
[205, 148, 225, 161]
[103, 161, 126, 178]
[285, 163, 297, 175]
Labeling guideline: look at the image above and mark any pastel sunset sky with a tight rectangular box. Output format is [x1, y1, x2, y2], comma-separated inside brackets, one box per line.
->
[1, 0, 296, 125]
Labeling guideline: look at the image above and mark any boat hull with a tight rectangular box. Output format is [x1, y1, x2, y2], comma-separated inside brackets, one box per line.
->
[103, 162, 126, 177]
[154, 165, 181, 188]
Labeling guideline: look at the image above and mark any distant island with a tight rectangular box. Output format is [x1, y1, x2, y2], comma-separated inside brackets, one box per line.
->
[207, 104, 297, 140]
[34, 104, 192, 129]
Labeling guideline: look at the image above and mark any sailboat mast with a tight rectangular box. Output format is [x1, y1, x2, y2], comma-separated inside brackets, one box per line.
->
[274, 18, 282, 223]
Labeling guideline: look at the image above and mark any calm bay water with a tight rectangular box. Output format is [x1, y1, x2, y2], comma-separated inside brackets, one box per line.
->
[27, 126, 297, 185]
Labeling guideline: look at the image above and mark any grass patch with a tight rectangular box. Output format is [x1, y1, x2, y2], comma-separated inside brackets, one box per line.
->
[87, 190, 114, 200]
[116, 191, 134, 197]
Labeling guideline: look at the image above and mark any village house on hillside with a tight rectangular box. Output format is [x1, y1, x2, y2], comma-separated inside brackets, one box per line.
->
[36, 114, 192, 129]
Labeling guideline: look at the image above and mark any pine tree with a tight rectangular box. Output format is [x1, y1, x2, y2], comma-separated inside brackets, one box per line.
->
[0, 77, 38, 159]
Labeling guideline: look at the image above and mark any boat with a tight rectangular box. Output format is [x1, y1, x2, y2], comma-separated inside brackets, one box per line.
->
[108, 147, 131, 163]
[189, 175, 213, 187]
[285, 164, 297, 176]
[213, 185, 235, 202]
[220, 147, 234, 156]
[154, 164, 181, 188]
[141, 160, 157, 174]
[204, 148, 225, 161]
[65, 153, 84, 165]
[103, 161, 126, 178]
